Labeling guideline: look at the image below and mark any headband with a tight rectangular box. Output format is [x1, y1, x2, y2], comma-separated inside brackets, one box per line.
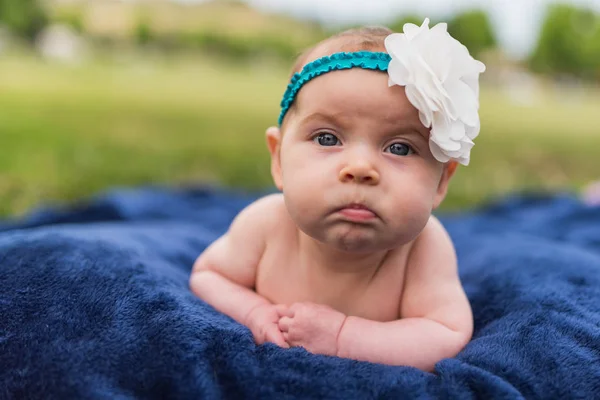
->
[277, 18, 486, 166]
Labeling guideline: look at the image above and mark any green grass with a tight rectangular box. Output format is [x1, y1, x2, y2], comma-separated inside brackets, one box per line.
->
[1, 52, 599, 217]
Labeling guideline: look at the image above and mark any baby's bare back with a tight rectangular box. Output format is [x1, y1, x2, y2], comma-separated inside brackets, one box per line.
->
[254, 194, 410, 322]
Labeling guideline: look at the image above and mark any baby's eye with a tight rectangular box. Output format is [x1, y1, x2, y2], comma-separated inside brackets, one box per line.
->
[386, 142, 414, 156]
[314, 132, 340, 146]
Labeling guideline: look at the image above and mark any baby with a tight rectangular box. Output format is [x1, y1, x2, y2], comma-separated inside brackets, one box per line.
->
[190, 19, 485, 372]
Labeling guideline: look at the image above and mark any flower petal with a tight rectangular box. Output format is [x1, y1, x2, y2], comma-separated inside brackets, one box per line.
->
[403, 18, 430, 41]
[429, 139, 451, 163]
[387, 59, 410, 86]
[402, 23, 421, 40]
[444, 79, 479, 126]
[457, 154, 470, 166]
[405, 85, 433, 127]
[447, 43, 486, 82]
[449, 118, 465, 140]
[431, 113, 462, 151]
[384, 33, 407, 59]
[419, 111, 431, 129]
[461, 74, 481, 99]
[465, 120, 480, 140]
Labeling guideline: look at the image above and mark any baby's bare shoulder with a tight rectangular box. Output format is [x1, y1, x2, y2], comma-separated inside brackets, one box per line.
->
[368, 216, 452, 280]
[239, 193, 286, 224]
[231, 193, 293, 243]
[406, 215, 457, 276]
[398, 216, 458, 309]
[192, 193, 287, 285]
[400, 216, 472, 336]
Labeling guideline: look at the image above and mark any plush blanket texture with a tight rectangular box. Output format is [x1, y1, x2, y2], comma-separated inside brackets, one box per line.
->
[1, 187, 599, 399]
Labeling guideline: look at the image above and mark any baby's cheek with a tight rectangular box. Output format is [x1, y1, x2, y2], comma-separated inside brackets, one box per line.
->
[282, 167, 328, 213]
[281, 187, 322, 238]
[407, 208, 432, 237]
[387, 196, 432, 239]
[288, 162, 325, 185]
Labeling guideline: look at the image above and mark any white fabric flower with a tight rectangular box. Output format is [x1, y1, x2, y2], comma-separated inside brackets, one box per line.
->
[384, 18, 486, 166]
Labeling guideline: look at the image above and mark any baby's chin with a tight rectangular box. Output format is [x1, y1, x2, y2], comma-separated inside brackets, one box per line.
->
[313, 224, 403, 254]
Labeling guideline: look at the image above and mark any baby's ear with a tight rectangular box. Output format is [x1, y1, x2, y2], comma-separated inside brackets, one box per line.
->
[265, 126, 283, 190]
[433, 161, 458, 209]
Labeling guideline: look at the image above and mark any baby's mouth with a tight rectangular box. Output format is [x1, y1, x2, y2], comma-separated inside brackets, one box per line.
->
[336, 203, 378, 222]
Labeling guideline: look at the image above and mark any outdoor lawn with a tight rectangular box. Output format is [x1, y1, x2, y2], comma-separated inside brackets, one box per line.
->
[1, 52, 599, 217]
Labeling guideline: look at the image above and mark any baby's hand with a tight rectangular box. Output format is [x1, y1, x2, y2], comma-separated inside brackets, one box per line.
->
[277, 302, 346, 356]
[246, 304, 289, 348]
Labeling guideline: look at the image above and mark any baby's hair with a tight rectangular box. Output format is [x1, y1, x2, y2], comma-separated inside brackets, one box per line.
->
[290, 26, 393, 76]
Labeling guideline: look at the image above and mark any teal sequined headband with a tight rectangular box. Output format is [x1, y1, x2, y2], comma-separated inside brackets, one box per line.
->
[278, 51, 391, 126]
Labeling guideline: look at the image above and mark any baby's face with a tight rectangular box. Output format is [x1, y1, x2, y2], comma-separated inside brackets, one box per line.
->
[269, 68, 454, 253]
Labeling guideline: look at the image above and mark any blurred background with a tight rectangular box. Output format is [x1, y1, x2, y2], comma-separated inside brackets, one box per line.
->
[0, 0, 599, 217]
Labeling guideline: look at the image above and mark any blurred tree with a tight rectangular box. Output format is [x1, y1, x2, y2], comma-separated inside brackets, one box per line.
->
[447, 10, 496, 58]
[389, 15, 426, 33]
[0, 0, 47, 41]
[54, 10, 84, 34]
[584, 28, 600, 80]
[530, 4, 600, 80]
[134, 19, 153, 46]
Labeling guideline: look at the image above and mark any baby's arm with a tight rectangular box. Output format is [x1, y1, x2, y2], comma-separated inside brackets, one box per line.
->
[336, 216, 473, 370]
[189, 194, 288, 347]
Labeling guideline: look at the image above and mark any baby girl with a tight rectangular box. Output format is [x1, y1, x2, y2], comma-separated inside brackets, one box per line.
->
[190, 19, 485, 372]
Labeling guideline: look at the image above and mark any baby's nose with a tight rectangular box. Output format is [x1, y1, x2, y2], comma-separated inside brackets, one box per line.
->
[339, 161, 380, 185]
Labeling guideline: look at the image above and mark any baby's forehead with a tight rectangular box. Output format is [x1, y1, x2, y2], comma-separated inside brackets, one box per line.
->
[294, 70, 427, 135]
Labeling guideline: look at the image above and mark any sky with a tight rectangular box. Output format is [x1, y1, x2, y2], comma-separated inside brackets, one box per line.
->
[185, 0, 600, 59]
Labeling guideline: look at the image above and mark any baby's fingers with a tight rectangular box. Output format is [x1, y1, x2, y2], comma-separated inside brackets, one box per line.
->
[265, 325, 289, 348]
[274, 304, 294, 318]
[278, 316, 292, 332]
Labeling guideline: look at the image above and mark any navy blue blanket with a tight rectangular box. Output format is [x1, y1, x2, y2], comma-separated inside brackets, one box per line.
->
[1, 187, 600, 399]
